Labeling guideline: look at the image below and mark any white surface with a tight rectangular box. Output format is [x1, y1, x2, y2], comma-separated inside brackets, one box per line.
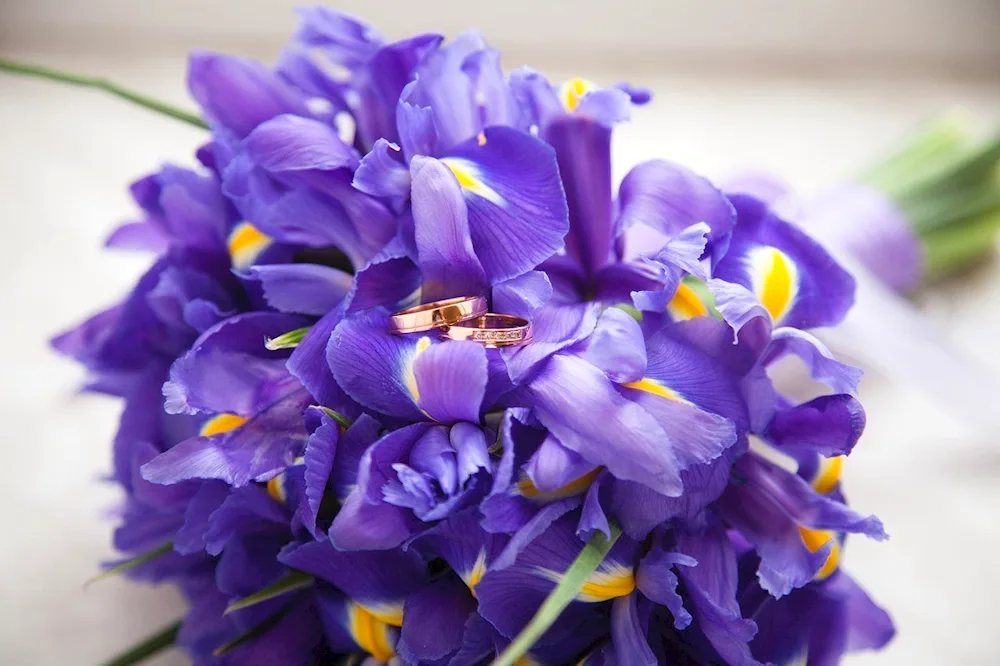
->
[3, 0, 999, 72]
[1, 51, 999, 666]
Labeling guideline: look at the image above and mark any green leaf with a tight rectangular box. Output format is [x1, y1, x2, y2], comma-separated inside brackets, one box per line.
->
[612, 303, 642, 322]
[0, 58, 207, 129]
[264, 326, 312, 351]
[86, 541, 174, 587]
[317, 406, 354, 430]
[922, 209, 1000, 280]
[225, 570, 315, 614]
[213, 607, 287, 657]
[99, 619, 181, 666]
[490, 522, 623, 666]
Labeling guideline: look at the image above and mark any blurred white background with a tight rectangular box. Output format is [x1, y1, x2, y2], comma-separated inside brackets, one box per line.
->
[1, 1, 998, 665]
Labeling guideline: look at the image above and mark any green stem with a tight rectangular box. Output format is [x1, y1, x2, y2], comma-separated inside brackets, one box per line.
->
[99, 619, 181, 666]
[491, 523, 623, 666]
[0, 58, 207, 129]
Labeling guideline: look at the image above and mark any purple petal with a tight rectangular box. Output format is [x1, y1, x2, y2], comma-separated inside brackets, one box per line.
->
[397, 575, 477, 663]
[764, 327, 863, 395]
[327, 309, 426, 420]
[578, 307, 647, 383]
[491, 271, 553, 320]
[141, 389, 311, 486]
[525, 435, 595, 493]
[502, 301, 601, 384]
[279, 538, 428, 605]
[247, 263, 352, 316]
[611, 594, 657, 666]
[162, 312, 308, 416]
[410, 156, 489, 301]
[675, 529, 762, 666]
[329, 486, 419, 551]
[543, 116, 612, 275]
[443, 126, 570, 283]
[414, 340, 488, 424]
[616, 160, 736, 264]
[187, 52, 309, 140]
[244, 114, 359, 172]
[636, 546, 696, 629]
[714, 193, 856, 330]
[530, 355, 682, 496]
[766, 394, 865, 458]
[287, 307, 351, 409]
[175, 481, 230, 554]
[353, 139, 411, 201]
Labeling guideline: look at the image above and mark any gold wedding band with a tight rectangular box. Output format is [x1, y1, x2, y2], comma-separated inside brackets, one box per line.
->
[439, 314, 532, 348]
[389, 296, 488, 334]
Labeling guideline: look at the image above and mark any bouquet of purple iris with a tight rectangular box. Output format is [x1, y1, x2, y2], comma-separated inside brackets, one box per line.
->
[41, 8, 894, 666]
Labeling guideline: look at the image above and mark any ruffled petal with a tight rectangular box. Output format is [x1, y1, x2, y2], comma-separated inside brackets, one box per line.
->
[765, 394, 866, 458]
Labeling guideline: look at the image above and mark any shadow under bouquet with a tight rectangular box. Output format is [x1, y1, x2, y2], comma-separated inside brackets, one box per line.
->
[40, 7, 894, 666]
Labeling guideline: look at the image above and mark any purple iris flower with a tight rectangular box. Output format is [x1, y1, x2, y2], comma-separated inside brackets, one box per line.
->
[51, 9, 898, 665]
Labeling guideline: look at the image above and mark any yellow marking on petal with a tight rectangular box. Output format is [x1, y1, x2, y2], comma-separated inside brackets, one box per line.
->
[799, 527, 840, 580]
[667, 282, 709, 321]
[536, 563, 635, 603]
[515, 657, 543, 666]
[749, 246, 799, 323]
[348, 603, 396, 661]
[517, 468, 601, 502]
[357, 601, 404, 627]
[477, 131, 487, 146]
[266, 475, 286, 504]
[440, 158, 505, 206]
[811, 455, 844, 494]
[559, 77, 598, 112]
[464, 549, 489, 597]
[402, 336, 433, 406]
[621, 377, 688, 404]
[227, 221, 273, 271]
[199, 413, 249, 437]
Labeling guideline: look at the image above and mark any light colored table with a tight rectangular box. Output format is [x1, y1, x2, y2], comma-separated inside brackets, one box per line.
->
[1, 54, 998, 665]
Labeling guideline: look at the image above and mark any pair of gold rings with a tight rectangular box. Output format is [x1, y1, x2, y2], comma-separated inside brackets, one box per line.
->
[388, 296, 532, 348]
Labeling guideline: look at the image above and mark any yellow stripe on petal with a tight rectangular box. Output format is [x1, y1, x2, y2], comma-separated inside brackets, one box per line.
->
[199, 413, 249, 437]
[227, 221, 273, 271]
[348, 603, 396, 661]
[621, 377, 688, 404]
[514, 656, 543, 666]
[799, 527, 840, 580]
[517, 468, 601, 502]
[266, 475, 286, 504]
[559, 77, 598, 112]
[464, 549, 488, 597]
[749, 246, 799, 323]
[667, 282, 709, 321]
[536, 563, 636, 603]
[578, 565, 636, 602]
[440, 158, 505, 206]
[402, 336, 433, 406]
[358, 601, 404, 628]
[811, 455, 844, 494]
